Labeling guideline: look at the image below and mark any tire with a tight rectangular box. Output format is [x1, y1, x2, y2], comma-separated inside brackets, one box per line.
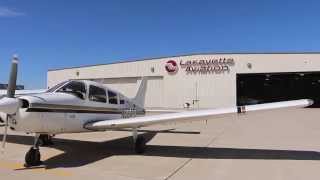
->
[134, 136, 146, 154]
[25, 147, 41, 167]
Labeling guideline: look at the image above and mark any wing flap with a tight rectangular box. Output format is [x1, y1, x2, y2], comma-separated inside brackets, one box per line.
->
[84, 99, 313, 130]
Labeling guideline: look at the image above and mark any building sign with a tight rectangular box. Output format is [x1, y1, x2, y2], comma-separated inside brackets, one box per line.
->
[165, 60, 179, 74]
[165, 58, 235, 75]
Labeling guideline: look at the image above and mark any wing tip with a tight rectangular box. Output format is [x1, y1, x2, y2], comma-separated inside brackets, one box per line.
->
[307, 99, 314, 107]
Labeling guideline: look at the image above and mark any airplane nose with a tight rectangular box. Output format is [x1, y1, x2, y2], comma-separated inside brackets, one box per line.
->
[0, 97, 20, 115]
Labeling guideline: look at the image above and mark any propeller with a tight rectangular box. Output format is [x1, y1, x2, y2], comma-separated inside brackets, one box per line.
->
[1, 55, 19, 153]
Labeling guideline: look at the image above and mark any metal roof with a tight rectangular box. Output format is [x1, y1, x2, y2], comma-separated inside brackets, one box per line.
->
[48, 51, 320, 72]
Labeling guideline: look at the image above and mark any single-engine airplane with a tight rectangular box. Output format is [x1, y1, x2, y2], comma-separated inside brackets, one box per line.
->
[0, 55, 313, 167]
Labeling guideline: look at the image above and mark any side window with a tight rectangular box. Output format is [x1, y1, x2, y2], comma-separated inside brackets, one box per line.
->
[108, 90, 118, 104]
[119, 95, 125, 104]
[89, 85, 107, 103]
[57, 81, 86, 99]
[120, 99, 125, 104]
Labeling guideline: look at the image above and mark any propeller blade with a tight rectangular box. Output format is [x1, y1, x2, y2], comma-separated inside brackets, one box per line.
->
[1, 116, 8, 153]
[1, 55, 20, 153]
[7, 55, 19, 98]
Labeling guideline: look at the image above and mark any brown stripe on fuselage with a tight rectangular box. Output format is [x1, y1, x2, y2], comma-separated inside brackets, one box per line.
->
[27, 103, 123, 114]
[26, 108, 123, 114]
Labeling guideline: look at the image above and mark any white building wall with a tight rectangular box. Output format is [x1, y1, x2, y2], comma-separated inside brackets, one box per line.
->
[47, 53, 320, 109]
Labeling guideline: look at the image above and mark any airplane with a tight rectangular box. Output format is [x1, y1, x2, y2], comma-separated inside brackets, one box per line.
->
[0, 55, 313, 167]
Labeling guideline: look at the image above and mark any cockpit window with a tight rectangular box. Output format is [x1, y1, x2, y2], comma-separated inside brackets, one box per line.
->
[89, 85, 107, 103]
[56, 81, 86, 99]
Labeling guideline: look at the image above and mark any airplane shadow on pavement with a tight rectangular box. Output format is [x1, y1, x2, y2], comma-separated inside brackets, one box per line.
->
[1, 132, 320, 170]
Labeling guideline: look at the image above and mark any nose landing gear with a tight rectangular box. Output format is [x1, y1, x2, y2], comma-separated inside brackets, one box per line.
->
[24, 134, 42, 167]
[37, 134, 54, 147]
[25, 147, 41, 167]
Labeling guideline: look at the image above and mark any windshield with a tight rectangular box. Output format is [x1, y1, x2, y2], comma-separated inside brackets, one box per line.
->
[46, 81, 69, 93]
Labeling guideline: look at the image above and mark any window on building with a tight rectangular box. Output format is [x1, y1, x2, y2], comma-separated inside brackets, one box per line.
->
[56, 81, 86, 99]
[89, 85, 107, 103]
[108, 90, 118, 104]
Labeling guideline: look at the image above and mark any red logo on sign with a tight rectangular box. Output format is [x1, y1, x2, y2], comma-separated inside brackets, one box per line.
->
[165, 60, 178, 73]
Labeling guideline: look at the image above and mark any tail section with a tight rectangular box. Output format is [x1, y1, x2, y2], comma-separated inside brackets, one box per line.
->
[132, 77, 148, 108]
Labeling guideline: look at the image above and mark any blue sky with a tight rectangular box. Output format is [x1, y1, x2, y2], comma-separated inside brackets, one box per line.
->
[0, 0, 319, 88]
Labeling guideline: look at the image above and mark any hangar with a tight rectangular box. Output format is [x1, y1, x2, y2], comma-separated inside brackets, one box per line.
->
[47, 53, 320, 109]
[0, 84, 24, 90]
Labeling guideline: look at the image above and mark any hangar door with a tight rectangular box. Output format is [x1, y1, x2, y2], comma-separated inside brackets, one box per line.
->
[237, 72, 320, 107]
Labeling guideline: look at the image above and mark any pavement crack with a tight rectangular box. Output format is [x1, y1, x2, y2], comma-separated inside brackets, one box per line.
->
[164, 158, 193, 180]
[205, 118, 238, 147]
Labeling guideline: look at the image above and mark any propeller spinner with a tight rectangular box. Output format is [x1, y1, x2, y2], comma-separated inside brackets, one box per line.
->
[1, 55, 20, 152]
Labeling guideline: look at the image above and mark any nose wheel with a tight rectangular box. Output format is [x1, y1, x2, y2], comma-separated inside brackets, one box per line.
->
[24, 134, 42, 167]
[25, 147, 41, 167]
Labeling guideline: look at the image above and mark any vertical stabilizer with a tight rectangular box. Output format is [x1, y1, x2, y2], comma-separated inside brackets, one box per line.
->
[132, 77, 148, 108]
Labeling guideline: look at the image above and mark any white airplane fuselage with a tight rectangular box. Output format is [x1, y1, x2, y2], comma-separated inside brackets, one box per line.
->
[1, 80, 143, 134]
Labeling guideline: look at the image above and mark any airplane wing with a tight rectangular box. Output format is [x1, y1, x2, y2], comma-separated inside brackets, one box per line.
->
[0, 89, 47, 97]
[84, 99, 313, 130]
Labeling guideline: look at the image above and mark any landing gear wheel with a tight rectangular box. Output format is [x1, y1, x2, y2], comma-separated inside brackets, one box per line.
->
[134, 136, 146, 154]
[25, 147, 41, 167]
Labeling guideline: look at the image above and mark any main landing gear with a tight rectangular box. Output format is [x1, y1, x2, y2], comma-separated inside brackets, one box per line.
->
[25, 134, 41, 167]
[132, 128, 146, 154]
[24, 130, 145, 166]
